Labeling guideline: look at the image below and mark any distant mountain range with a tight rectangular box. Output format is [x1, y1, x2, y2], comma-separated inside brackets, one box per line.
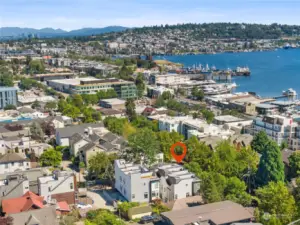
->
[0, 26, 128, 38]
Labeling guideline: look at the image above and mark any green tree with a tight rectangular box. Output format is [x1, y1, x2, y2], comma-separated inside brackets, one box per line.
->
[224, 177, 252, 206]
[39, 148, 62, 167]
[72, 94, 84, 108]
[288, 152, 300, 178]
[4, 104, 16, 110]
[280, 140, 288, 150]
[251, 131, 269, 154]
[162, 91, 172, 100]
[125, 98, 136, 121]
[63, 104, 81, 119]
[30, 122, 44, 141]
[44, 101, 57, 111]
[0, 72, 13, 87]
[127, 128, 160, 165]
[156, 131, 184, 162]
[154, 96, 165, 107]
[28, 60, 45, 74]
[256, 181, 296, 224]
[191, 87, 204, 101]
[256, 139, 285, 187]
[202, 173, 223, 203]
[88, 152, 117, 180]
[31, 100, 41, 109]
[58, 99, 68, 112]
[92, 210, 125, 225]
[201, 109, 214, 124]
[135, 73, 145, 98]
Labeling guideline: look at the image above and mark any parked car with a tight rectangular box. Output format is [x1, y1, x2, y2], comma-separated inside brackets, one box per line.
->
[152, 213, 162, 222]
[140, 215, 154, 224]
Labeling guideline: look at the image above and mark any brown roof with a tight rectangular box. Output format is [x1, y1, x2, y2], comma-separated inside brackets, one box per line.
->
[0, 153, 27, 163]
[161, 201, 253, 225]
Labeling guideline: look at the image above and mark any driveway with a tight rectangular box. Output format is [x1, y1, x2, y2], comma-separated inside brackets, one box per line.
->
[87, 190, 114, 211]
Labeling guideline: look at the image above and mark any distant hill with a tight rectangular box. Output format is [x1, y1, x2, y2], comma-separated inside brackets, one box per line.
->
[0, 26, 128, 38]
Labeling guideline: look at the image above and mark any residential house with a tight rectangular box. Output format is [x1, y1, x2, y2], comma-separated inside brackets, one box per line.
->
[55, 123, 104, 146]
[0, 174, 30, 206]
[70, 129, 126, 166]
[161, 200, 254, 225]
[2, 191, 44, 214]
[38, 171, 76, 205]
[9, 206, 59, 225]
[0, 153, 30, 173]
[114, 159, 160, 203]
[157, 164, 200, 203]
[0, 168, 49, 194]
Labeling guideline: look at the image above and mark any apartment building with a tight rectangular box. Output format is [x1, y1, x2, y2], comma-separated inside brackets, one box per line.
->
[253, 115, 295, 146]
[0, 87, 17, 109]
[114, 159, 160, 203]
[114, 160, 201, 203]
[150, 115, 234, 139]
[156, 164, 200, 203]
[38, 171, 76, 204]
[149, 74, 190, 86]
[47, 77, 137, 99]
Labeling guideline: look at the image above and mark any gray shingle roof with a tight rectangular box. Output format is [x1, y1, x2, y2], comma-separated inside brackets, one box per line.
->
[100, 142, 116, 151]
[69, 133, 83, 145]
[79, 142, 96, 152]
[101, 132, 118, 142]
[56, 123, 104, 138]
[9, 206, 58, 225]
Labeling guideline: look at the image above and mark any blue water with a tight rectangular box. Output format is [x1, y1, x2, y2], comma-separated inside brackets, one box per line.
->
[155, 49, 300, 97]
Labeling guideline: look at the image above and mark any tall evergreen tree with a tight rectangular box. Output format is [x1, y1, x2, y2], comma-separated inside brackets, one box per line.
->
[251, 131, 269, 153]
[256, 140, 285, 187]
[125, 98, 136, 121]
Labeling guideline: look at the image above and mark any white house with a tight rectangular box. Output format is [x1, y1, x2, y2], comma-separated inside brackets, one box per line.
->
[0, 153, 30, 174]
[156, 164, 200, 203]
[38, 171, 76, 205]
[114, 160, 160, 203]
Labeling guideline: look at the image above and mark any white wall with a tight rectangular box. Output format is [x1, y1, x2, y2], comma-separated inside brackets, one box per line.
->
[0, 161, 30, 174]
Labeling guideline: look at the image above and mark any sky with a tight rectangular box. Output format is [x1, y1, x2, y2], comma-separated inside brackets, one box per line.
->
[1, 0, 300, 31]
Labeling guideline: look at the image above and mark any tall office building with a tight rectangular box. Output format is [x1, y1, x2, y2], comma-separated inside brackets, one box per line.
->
[0, 87, 17, 109]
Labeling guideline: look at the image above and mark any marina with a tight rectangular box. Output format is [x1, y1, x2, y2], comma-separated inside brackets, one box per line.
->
[154, 48, 300, 97]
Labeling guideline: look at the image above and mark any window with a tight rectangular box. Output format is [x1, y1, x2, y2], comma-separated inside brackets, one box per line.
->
[48, 187, 51, 192]
[11, 162, 14, 166]
[5, 164, 8, 169]
[144, 192, 148, 199]
[26, 163, 29, 166]
[175, 194, 178, 200]
[132, 194, 135, 199]
[19, 162, 23, 167]
[70, 183, 74, 190]
[186, 193, 190, 197]
[155, 182, 159, 189]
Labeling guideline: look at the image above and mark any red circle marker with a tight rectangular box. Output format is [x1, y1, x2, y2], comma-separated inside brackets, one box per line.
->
[170, 142, 187, 163]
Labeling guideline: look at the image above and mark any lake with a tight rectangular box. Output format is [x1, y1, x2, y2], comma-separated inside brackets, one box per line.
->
[155, 49, 300, 97]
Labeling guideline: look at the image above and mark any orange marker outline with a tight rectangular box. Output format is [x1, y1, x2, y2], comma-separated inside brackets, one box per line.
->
[170, 142, 187, 163]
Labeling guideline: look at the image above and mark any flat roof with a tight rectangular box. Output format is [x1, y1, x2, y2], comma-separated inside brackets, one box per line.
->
[49, 77, 133, 86]
[256, 103, 279, 109]
[271, 101, 297, 106]
[100, 98, 126, 105]
[214, 115, 244, 122]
